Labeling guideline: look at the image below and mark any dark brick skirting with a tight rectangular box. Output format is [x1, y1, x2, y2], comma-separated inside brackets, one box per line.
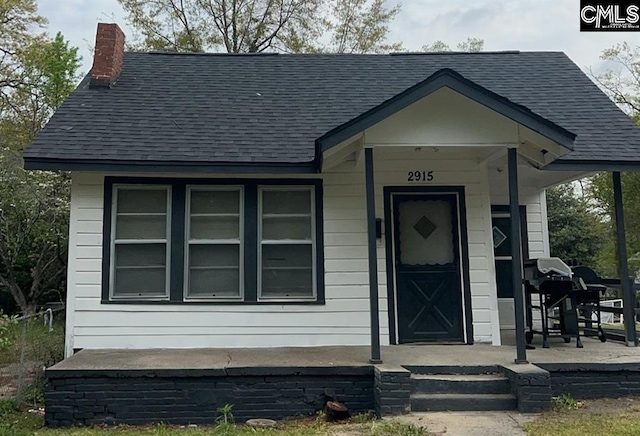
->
[502, 364, 552, 413]
[537, 363, 640, 399]
[374, 366, 411, 416]
[45, 367, 375, 427]
[47, 362, 640, 426]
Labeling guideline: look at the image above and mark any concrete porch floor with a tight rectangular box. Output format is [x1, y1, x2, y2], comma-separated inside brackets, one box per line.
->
[52, 332, 640, 372]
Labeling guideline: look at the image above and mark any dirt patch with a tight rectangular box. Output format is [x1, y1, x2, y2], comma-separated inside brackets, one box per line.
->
[0, 361, 42, 400]
[572, 397, 640, 415]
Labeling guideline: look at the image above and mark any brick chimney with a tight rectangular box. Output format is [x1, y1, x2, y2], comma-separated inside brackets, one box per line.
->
[90, 23, 125, 88]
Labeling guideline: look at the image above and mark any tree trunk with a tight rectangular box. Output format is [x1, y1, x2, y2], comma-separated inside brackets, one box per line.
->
[23, 303, 38, 316]
[6, 282, 30, 315]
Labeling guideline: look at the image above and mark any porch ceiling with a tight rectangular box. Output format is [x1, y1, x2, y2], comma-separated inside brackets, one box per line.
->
[488, 154, 595, 191]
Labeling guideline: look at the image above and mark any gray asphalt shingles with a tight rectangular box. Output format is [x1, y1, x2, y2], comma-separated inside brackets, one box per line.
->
[23, 51, 640, 166]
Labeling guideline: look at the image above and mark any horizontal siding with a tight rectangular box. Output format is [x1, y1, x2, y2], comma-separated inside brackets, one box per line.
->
[489, 173, 551, 330]
[68, 148, 504, 350]
[355, 149, 499, 345]
[73, 334, 373, 349]
[69, 170, 390, 350]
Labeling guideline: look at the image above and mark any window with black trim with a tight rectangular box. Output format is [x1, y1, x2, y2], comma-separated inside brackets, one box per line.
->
[185, 186, 243, 300]
[102, 178, 324, 304]
[110, 185, 171, 300]
[259, 187, 316, 300]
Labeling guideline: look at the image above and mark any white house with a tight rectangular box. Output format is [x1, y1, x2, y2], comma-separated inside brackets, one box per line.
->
[24, 24, 640, 362]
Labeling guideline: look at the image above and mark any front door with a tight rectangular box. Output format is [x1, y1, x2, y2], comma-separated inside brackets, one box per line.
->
[393, 193, 465, 343]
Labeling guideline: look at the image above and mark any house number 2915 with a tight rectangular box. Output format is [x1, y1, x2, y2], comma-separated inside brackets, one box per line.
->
[407, 171, 434, 182]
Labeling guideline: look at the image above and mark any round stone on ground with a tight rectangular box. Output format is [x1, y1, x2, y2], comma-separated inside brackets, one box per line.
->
[246, 418, 277, 428]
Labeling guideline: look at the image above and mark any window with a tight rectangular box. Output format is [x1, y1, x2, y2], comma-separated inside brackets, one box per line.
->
[110, 186, 171, 299]
[185, 187, 243, 299]
[259, 187, 315, 299]
[102, 178, 323, 304]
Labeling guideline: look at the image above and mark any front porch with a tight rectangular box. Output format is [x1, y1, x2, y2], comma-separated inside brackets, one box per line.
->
[49, 334, 640, 371]
[46, 335, 640, 426]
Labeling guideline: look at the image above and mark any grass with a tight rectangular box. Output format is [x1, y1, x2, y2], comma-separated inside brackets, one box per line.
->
[524, 412, 640, 436]
[0, 402, 429, 436]
[602, 322, 640, 332]
[525, 398, 640, 436]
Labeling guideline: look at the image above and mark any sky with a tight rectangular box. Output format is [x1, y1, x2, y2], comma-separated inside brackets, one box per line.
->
[37, 0, 640, 76]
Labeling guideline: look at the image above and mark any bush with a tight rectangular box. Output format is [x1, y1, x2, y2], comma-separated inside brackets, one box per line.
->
[0, 310, 17, 350]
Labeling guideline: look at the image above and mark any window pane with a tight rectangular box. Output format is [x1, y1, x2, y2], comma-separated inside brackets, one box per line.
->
[188, 245, 240, 298]
[115, 244, 166, 267]
[190, 216, 239, 240]
[116, 215, 167, 240]
[262, 269, 313, 298]
[191, 190, 240, 214]
[118, 189, 167, 214]
[190, 244, 239, 267]
[261, 245, 313, 298]
[263, 216, 311, 240]
[114, 268, 166, 297]
[262, 190, 311, 215]
[189, 269, 240, 298]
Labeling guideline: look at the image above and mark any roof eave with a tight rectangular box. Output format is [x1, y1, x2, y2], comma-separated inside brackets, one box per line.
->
[23, 158, 320, 174]
[543, 159, 640, 172]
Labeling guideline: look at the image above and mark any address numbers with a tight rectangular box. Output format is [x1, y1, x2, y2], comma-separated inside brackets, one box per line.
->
[407, 171, 434, 182]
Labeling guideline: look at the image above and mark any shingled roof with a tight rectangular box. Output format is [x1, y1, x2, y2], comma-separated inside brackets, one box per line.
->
[23, 51, 640, 173]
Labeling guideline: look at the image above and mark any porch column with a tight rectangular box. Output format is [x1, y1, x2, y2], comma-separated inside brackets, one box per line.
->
[365, 146, 382, 363]
[612, 172, 638, 347]
[508, 147, 528, 363]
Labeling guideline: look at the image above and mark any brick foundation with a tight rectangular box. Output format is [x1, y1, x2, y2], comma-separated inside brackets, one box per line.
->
[538, 363, 640, 399]
[374, 366, 411, 416]
[45, 368, 375, 427]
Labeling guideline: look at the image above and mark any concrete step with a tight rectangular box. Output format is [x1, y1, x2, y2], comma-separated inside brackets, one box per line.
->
[411, 393, 518, 412]
[404, 365, 502, 375]
[411, 374, 511, 395]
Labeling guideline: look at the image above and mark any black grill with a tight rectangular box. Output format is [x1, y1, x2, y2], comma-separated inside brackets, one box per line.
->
[524, 258, 606, 348]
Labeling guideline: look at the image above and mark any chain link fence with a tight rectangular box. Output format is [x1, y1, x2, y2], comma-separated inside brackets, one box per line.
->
[0, 306, 65, 404]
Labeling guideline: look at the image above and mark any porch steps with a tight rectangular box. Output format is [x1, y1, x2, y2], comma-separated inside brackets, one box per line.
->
[409, 369, 517, 412]
[411, 393, 517, 412]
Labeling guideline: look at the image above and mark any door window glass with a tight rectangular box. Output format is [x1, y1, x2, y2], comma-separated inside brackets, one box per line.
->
[398, 199, 454, 265]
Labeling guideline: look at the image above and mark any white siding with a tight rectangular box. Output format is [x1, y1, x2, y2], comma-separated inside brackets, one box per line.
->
[326, 148, 500, 346]
[489, 170, 551, 330]
[68, 171, 387, 353]
[66, 147, 503, 353]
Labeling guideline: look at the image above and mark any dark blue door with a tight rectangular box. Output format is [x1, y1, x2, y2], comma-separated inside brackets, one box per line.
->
[491, 206, 528, 299]
[393, 193, 465, 343]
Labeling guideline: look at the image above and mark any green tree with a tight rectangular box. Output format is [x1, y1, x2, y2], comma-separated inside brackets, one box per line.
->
[0, 0, 47, 90]
[0, 1, 81, 315]
[0, 152, 70, 314]
[546, 183, 605, 268]
[117, 0, 402, 53]
[588, 42, 640, 278]
[592, 42, 640, 123]
[588, 172, 640, 278]
[422, 37, 485, 52]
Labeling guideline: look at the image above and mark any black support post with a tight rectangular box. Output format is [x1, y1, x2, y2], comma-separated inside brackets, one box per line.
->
[612, 171, 638, 347]
[365, 147, 382, 364]
[508, 147, 528, 363]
